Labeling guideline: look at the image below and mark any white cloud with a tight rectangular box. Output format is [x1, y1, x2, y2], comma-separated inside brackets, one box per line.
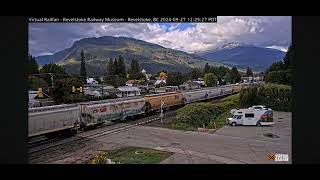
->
[29, 16, 291, 56]
[266, 45, 288, 52]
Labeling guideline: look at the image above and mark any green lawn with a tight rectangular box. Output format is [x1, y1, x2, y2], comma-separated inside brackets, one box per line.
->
[90, 147, 173, 164]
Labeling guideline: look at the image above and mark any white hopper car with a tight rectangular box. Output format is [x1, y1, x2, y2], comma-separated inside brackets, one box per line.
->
[220, 85, 234, 96]
[182, 85, 234, 104]
[182, 87, 222, 104]
[28, 104, 80, 138]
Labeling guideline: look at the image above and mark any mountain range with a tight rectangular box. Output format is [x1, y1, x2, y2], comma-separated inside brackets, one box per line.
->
[195, 42, 286, 71]
[35, 36, 221, 76]
[35, 37, 286, 76]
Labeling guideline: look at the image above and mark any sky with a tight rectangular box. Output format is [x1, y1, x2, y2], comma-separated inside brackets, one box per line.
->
[29, 16, 291, 56]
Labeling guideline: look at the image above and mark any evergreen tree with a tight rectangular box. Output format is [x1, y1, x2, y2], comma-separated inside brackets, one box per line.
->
[106, 58, 114, 75]
[104, 58, 115, 85]
[113, 58, 118, 75]
[246, 67, 253, 77]
[283, 44, 293, 69]
[166, 72, 184, 86]
[40, 63, 67, 85]
[129, 59, 142, 80]
[189, 68, 202, 80]
[226, 67, 241, 84]
[27, 54, 39, 74]
[80, 50, 87, 82]
[264, 44, 292, 85]
[117, 55, 127, 78]
[203, 63, 211, 75]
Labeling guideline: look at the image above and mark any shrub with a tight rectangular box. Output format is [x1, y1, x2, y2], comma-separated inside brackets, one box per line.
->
[176, 103, 222, 128]
[240, 84, 292, 111]
[175, 94, 240, 129]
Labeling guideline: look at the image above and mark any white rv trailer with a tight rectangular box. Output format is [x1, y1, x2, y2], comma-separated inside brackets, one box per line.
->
[227, 108, 274, 126]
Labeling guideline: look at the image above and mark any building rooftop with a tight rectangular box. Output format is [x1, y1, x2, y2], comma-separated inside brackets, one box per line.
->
[118, 86, 141, 92]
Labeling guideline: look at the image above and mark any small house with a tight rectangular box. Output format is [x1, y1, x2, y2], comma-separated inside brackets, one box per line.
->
[28, 90, 54, 108]
[117, 86, 141, 97]
[154, 79, 166, 87]
[126, 80, 135, 87]
[104, 88, 122, 98]
[86, 78, 98, 85]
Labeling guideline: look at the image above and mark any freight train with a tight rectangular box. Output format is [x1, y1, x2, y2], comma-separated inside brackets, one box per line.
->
[28, 83, 247, 139]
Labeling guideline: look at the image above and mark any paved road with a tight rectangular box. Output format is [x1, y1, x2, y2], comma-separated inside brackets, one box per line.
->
[92, 111, 291, 164]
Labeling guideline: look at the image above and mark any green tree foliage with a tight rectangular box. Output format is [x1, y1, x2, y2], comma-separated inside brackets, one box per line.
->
[203, 63, 211, 75]
[51, 77, 85, 104]
[117, 55, 127, 78]
[104, 56, 128, 87]
[213, 66, 230, 80]
[106, 58, 115, 76]
[113, 58, 118, 75]
[39, 63, 67, 85]
[175, 95, 240, 129]
[104, 58, 116, 86]
[264, 70, 292, 85]
[129, 59, 143, 80]
[40, 63, 67, 75]
[202, 64, 230, 84]
[264, 44, 292, 85]
[27, 54, 39, 75]
[166, 72, 184, 86]
[28, 76, 48, 90]
[176, 103, 222, 128]
[226, 67, 241, 83]
[283, 45, 293, 69]
[188, 68, 202, 80]
[239, 84, 292, 111]
[80, 50, 87, 82]
[175, 95, 239, 129]
[265, 61, 285, 75]
[246, 67, 253, 76]
[204, 73, 217, 87]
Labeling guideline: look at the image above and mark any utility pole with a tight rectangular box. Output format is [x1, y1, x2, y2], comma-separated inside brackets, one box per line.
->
[160, 93, 164, 123]
[101, 78, 104, 98]
[49, 73, 54, 88]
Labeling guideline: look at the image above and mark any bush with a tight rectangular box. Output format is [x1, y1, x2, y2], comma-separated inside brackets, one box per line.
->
[240, 84, 292, 111]
[264, 69, 292, 85]
[176, 103, 222, 128]
[175, 94, 240, 129]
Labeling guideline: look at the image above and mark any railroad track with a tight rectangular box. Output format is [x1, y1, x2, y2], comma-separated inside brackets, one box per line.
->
[28, 110, 177, 162]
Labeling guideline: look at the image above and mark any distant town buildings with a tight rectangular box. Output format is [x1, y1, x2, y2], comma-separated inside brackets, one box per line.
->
[154, 79, 166, 87]
[117, 86, 141, 97]
[126, 80, 135, 86]
[179, 80, 202, 90]
[86, 78, 98, 85]
[28, 90, 54, 108]
[141, 69, 152, 80]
